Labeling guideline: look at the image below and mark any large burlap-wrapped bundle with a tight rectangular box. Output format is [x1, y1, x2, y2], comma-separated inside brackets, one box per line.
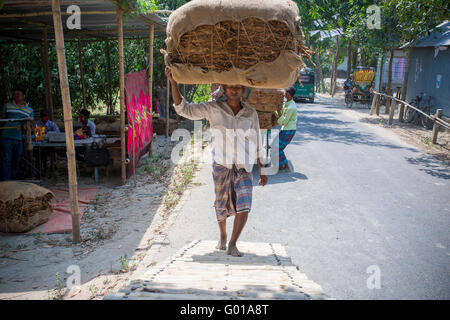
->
[246, 88, 285, 112]
[257, 111, 274, 130]
[163, 0, 312, 88]
[0, 182, 54, 233]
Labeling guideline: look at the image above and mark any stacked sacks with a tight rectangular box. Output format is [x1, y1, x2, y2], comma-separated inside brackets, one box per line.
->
[0, 182, 54, 233]
[163, 0, 312, 88]
[246, 88, 284, 129]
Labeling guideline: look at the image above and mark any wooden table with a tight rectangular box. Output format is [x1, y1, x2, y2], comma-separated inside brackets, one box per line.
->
[32, 137, 105, 182]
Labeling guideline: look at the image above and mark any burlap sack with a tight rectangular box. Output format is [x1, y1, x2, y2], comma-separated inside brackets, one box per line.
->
[0, 182, 54, 233]
[163, 0, 309, 88]
[257, 111, 274, 130]
[247, 88, 285, 112]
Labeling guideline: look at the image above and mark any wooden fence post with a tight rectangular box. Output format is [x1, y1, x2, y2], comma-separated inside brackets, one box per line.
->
[388, 96, 396, 125]
[398, 102, 405, 122]
[370, 94, 378, 116]
[375, 94, 381, 116]
[384, 88, 392, 114]
[51, 0, 80, 244]
[432, 109, 443, 144]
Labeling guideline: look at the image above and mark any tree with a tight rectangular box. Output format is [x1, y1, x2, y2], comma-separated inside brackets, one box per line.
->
[383, 0, 449, 100]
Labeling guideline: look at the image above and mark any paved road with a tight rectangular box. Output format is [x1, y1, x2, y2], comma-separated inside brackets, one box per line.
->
[149, 96, 450, 299]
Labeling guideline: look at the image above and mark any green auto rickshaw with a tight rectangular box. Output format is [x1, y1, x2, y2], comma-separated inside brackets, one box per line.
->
[293, 67, 315, 103]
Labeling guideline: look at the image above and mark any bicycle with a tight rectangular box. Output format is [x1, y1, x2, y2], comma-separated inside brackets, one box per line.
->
[406, 93, 435, 129]
[344, 79, 353, 108]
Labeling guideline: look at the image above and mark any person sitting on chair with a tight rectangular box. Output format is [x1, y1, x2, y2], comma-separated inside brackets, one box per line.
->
[78, 109, 96, 136]
[35, 109, 60, 133]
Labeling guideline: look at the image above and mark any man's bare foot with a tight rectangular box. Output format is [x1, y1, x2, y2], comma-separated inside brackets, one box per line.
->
[216, 236, 227, 250]
[227, 244, 243, 257]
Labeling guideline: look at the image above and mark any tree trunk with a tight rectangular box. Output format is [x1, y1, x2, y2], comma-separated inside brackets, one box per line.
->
[105, 39, 113, 115]
[331, 35, 340, 97]
[77, 36, 87, 109]
[352, 48, 358, 69]
[401, 41, 417, 101]
[315, 42, 326, 94]
[41, 27, 54, 119]
[385, 47, 394, 114]
[376, 53, 383, 115]
[346, 39, 352, 79]
[360, 48, 366, 66]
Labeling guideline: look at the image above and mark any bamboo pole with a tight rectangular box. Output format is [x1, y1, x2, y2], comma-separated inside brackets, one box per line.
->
[51, 0, 80, 244]
[77, 36, 87, 109]
[42, 27, 54, 119]
[148, 24, 154, 157]
[0, 9, 172, 19]
[0, 10, 119, 18]
[105, 39, 113, 115]
[166, 77, 170, 138]
[117, 7, 127, 185]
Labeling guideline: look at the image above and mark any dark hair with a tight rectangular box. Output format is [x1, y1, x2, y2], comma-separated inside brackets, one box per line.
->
[40, 109, 50, 117]
[80, 109, 90, 118]
[286, 86, 296, 97]
[12, 87, 26, 96]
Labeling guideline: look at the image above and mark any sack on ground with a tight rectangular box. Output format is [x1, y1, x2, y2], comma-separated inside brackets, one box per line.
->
[0, 182, 54, 233]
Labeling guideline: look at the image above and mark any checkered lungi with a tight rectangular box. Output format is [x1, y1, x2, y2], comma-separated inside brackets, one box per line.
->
[212, 162, 253, 222]
[279, 130, 296, 167]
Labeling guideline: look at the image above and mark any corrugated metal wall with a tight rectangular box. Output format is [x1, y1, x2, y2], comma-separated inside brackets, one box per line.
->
[406, 47, 450, 117]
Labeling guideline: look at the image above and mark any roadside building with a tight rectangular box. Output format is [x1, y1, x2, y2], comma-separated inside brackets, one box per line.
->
[405, 21, 450, 117]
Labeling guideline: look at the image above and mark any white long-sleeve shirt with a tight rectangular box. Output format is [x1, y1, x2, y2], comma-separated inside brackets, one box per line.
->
[174, 97, 264, 173]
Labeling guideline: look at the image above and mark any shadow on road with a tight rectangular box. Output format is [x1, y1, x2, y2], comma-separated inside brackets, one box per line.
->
[251, 166, 308, 185]
[405, 155, 450, 180]
[292, 109, 419, 153]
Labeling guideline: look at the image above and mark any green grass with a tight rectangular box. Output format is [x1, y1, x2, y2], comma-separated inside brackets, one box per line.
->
[163, 158, 199, 210]
[143, 153, 169, 182]
[120, 254, 131, 272]
[16, 243, 27, 250]
[33, 232, 43, 245]
[89, 229, 106, 240]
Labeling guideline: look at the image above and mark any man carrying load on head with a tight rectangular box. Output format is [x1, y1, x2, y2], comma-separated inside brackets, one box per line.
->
[165, 67, 268, 257]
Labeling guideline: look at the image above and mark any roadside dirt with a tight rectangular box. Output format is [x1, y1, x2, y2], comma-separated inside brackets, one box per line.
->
[0, 132, 201, 300]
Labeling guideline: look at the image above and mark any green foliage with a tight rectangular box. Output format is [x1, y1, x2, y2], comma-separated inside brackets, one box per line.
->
[155, 0, 188, 10]
[192, 84, 211, 104]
